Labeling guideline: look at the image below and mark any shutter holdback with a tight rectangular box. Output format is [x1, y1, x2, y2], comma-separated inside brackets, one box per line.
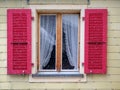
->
[82, 62, 84, 66]
[31, 16, 34, 20]
[31, 63, 34, 66]
[82, 17, 85, 21]
[90, 70, 93, 73]
[22, 70, 25, 76]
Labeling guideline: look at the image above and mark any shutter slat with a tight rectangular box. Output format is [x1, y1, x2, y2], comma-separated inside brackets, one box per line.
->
[85, 9, 107, 74]
[7, 9, 31, 74]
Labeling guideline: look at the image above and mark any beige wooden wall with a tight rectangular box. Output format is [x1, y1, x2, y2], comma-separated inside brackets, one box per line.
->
[0, 0, 120, 90]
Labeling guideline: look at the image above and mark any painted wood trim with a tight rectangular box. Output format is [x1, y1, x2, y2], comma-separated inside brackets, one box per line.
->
[56, 14, 62, 72]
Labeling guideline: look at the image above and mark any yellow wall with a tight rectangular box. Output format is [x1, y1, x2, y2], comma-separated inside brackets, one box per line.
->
[0, 0, 120, 90]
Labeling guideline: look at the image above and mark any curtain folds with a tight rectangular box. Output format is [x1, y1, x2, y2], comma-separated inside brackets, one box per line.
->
[62, 14, 79, 69]
[40, 14, 78, 70]
[40, 15, 56, 69]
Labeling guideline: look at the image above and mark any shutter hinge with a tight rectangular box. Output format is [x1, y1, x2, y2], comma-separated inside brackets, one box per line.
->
[82, 17, 85, 21]
[81, 74, 84, 78]
[87, 0, 90, 5]
[27, 0, 30, 5]
[31, 17, 34, 20]
[31, 63, 34, 66]
[82, 62, 84, 66]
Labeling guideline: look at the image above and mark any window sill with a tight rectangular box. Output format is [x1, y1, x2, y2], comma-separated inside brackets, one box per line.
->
[30, 4, 87, 83]
[32, 71, 84, 77]
[29, 72, 86, 83]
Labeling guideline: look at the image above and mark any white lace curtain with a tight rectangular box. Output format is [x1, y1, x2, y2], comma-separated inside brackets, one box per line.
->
[62, 14, 79, 69]
[40, 15, 56, 69]
[40, 14, 78, 70]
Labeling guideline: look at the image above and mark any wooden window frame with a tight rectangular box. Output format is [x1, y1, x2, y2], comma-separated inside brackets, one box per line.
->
[36, 11, 80, 72]
[29, 5, 87, 82]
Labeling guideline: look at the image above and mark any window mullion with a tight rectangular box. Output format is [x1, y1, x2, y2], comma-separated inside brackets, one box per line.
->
[56, 14, 62, 72]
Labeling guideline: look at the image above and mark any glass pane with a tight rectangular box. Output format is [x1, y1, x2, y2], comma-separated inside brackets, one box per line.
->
[62, 14, 79, 70]
[40, 15, 56, 70]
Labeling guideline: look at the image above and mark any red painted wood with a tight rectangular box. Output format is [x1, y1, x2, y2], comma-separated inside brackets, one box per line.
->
[85, 9, 107, 74]
[7, 9, 31, 74]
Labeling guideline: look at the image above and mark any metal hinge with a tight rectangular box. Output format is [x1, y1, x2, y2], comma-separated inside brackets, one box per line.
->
[31, 63, 34, 66]
[31, 17, 34, 20]
[82, 17, 85, 21]
[27, 0, 30, 5]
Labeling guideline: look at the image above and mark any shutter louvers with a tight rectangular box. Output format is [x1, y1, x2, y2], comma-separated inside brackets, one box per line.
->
[85, 9, 107, 74]
[7, 9, 31, 74]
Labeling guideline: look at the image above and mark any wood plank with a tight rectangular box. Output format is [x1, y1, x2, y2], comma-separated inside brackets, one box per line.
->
[109, 16, 120, 23]
[108, 53, 120, 60]
[0, 83, 11, 89]
[108, 46, 120, 53]
[28, 82, 120, 89]
[56, 14, 62, 71]
[0, 23, 6, 30]
[108, 67, 120, 74]
[29, 0, 87, 5]
[0, 52, 7, 61]
[108, 23, 120, 30]
[0, 61, 6, 68]
[0, 8, 6, 15]
[89, 0, 120, 8]
[0, 38, 7, 45]
[0, 45, 7, 52]
[0, 0, 26, 8]
[108, 37, 120, 46]
[0, 31, 6, 38]
[0, 75, 28, 82]
[108, 31, 120, 38]
[0, 68, 7, 74]
[111, 82, 120, 89]
[0, 75, 8, 82]
[10, 82, 29, 89]
[88, 74, 120, 82]
[108, 60, 120, 67]
[0, 16, 6, 23]
[3, 81, 120, 90]
[108, 8, 120, 16]
[37, 10, 80, 14]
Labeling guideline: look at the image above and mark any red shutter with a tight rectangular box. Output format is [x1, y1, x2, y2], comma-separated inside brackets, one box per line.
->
[7, 9, 31, 74]
[85, 9, 107, 74]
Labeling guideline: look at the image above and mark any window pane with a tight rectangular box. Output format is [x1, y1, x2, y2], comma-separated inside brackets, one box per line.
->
[40, 15, 56, 70]
[62, 14, 79, 70]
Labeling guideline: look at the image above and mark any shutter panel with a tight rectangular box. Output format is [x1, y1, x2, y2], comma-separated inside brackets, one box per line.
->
[7, 9, 31, 74]
[85, 9, 107, 74]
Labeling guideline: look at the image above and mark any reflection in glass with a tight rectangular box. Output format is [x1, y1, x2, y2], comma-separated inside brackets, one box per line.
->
[62, 14, 79, 70]
[40, 15, 56, 70]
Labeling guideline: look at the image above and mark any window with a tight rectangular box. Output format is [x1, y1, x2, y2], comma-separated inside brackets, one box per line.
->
[7, 5, 107, 82]
[37, 11, 80, 74]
